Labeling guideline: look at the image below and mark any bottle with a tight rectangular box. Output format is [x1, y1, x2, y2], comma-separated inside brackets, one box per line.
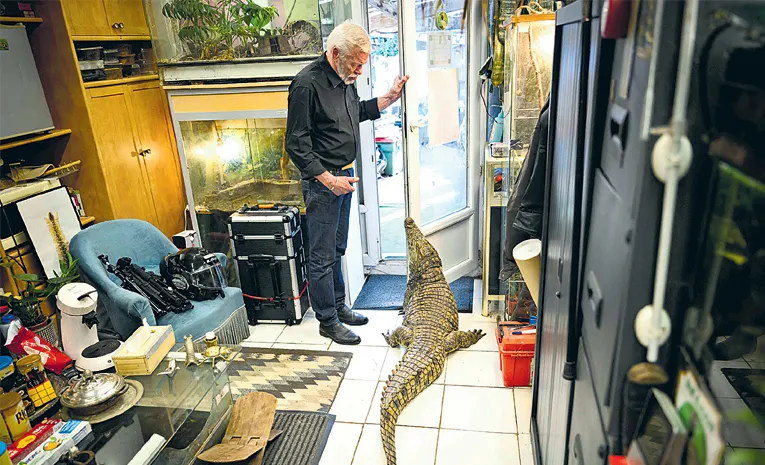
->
[0, 314, 15, 340]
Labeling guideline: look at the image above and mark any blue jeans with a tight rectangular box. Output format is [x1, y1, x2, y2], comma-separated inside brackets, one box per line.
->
[302, 168, 353, 323]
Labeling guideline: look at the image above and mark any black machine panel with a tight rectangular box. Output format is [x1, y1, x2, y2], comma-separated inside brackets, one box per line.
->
[580, 170, 632, 411]
[568, 341, 609, 465]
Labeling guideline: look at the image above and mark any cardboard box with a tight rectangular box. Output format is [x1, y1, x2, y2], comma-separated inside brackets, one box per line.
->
[19, 420, 90, 465]
[113, 325, 175, 376]
[8, 419, 62, 464]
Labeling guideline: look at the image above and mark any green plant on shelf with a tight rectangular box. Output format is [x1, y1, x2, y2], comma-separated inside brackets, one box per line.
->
[162, 0, 220, 60]
[162, 0, 283, 60]
[0, 253, 79, 328]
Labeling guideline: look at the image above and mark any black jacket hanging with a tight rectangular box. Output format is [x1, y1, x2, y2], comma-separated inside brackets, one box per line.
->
[501, 96, 550, 275]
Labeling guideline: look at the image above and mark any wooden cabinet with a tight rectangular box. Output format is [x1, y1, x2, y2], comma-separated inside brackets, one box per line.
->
[63, 0, 148, 37]
[86, 82, 185, 237]
[126, 81, 186, 237]
[31, 1, 186, 240]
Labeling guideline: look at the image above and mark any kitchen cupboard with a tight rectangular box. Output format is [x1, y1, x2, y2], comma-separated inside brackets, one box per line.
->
[63, 0, 149, 38]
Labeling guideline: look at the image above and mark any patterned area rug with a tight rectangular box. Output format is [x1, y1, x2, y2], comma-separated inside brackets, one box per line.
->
[228, 348, 352, 413]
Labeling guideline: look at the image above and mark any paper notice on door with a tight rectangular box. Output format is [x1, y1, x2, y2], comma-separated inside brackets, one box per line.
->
[427, 68, 460, 147]
[427, 32, 452, 68]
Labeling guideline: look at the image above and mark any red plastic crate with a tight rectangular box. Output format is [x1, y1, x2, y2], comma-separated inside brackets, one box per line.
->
[496, 322, 536, 387]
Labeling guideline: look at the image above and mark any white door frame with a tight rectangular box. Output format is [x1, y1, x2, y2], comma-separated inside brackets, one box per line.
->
[353, 0, 384, 267]
[354, 0, 485, 282]
[398, 0, 484, 282]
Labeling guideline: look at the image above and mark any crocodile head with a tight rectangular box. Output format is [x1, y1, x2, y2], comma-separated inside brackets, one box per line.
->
[405, 217, 442, 279]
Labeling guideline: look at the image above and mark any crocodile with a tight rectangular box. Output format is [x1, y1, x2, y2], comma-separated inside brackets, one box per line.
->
[380, 217, 486, 465]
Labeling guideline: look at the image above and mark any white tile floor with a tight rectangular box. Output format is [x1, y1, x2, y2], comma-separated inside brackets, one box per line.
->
[242, 280, 530, 465]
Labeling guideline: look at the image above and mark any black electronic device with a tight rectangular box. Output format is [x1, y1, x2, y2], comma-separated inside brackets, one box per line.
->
[160, 248, 226, 301]
[99, 255, 192, 318]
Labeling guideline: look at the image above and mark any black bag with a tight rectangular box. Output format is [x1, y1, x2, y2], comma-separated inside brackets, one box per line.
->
[229, 205, 309, 325]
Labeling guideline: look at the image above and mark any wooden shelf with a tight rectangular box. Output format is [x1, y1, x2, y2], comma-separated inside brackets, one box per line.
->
[0, 129, 72, 151]
[0, 16, 43, 24]
[83, 75, 158, 89]
[72, 35, 151, 42]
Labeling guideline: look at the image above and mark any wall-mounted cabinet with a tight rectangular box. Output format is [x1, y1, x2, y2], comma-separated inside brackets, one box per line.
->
[86, 81, 184, 236]
[29, 1, 184, 238]
[63, 0, 149, 38]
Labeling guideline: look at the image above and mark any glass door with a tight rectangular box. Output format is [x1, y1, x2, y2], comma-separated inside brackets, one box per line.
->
[360, 0, 480, 280]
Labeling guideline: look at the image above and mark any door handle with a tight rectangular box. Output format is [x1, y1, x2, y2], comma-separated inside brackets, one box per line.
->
[112, 22, 120, 29]
[119, 23, 125, 29]
[409, 124, 417, 133]
[138, 149, 151, 157]
[586, 270, 604, 327]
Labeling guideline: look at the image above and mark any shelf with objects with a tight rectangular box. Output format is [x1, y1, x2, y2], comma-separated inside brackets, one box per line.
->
[143, 0, 348, 83]
[483, 6, 554, 320]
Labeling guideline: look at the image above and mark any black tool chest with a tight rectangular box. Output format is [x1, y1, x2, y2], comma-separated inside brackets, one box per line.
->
[228, 205, 309, 325]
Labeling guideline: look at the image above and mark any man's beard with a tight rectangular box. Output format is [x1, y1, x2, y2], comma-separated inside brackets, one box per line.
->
[336, 55, 358, 84]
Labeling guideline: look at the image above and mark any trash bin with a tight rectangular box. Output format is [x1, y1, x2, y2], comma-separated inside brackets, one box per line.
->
[376, 137, 402, 176]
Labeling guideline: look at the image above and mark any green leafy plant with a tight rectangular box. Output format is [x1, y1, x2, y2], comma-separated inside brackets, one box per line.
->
[1, 254, 79, 327]
[162, 0, 220, 60]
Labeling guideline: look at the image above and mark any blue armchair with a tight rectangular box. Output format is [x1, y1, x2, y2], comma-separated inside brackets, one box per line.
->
[70, 219, 248, 344]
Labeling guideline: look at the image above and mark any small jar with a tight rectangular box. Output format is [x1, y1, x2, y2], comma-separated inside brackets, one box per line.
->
[204, 331, 219, 349]
[0, 392, 30, 441]
[0, 356, 14, 380]
[0, 441, 11, 465]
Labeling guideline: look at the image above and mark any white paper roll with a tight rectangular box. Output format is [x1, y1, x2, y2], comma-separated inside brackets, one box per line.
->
[513, 239, 542, 306]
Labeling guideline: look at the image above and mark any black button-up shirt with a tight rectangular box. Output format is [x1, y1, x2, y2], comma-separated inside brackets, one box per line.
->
[286, 54, 381, 179]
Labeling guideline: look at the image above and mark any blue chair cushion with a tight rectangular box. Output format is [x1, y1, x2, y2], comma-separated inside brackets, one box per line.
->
[158, 286, 243, 340]
[70, 219, 244, 340]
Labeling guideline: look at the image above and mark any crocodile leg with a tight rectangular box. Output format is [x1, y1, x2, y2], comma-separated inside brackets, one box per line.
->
[383, 326, 413, 348]
[443, 329, 487, 354]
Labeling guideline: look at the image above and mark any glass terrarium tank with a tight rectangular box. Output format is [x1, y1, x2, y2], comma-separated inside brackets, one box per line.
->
[143, 0, 348, 63]
[178, 117, 302, 253]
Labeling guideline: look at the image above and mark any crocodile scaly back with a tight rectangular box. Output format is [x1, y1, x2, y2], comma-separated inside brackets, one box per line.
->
[380, 218, 486, 465]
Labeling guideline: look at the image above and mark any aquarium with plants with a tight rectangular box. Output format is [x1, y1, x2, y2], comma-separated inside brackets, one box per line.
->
[143, 0, 349, 64]
[178, 117, 302, 255]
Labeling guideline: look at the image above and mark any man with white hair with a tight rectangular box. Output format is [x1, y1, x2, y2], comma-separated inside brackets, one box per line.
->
[286, 23, 408, 345]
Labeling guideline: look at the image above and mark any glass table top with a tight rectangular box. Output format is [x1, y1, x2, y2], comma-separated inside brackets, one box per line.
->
[77, 344, 241, 464]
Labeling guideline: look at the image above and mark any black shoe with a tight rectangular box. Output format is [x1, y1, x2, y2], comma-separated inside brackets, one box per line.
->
[337, 305, 369, 326]
[320, 320, 361, 345]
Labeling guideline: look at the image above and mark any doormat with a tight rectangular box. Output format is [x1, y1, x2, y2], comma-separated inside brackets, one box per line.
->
[352, 275, 474, 312]
[263, 410, 334, 465]
[228, 348, 352, 413]
[722, 368, 765, 426]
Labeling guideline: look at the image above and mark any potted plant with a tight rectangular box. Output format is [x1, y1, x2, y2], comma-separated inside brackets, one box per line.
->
[237, 2, 279, 56]
[1, 253, 79, 347]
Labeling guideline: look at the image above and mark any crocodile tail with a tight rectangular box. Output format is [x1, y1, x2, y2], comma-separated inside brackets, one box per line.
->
[380, 399, 400, 465]
[380, 347, 446, 465]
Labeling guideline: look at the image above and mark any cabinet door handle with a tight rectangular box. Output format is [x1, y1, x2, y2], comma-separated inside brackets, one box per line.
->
[119, 23, 125, 29]
[144, 149, 151, 155]
[112, 22, 120, 29]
